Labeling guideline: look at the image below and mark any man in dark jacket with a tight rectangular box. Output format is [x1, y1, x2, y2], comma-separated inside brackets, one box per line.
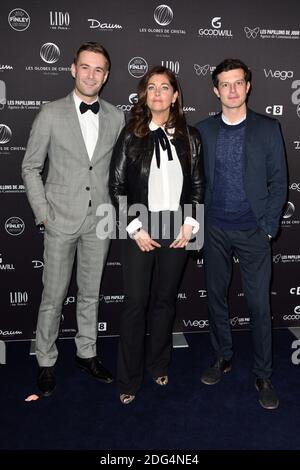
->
[196, 58, 287, 410]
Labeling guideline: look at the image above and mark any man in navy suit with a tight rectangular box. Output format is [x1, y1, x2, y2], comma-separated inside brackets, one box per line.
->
[196, 58, 287, 410]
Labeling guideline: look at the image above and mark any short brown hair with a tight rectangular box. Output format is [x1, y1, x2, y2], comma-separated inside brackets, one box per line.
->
[73, 42, 111, 70]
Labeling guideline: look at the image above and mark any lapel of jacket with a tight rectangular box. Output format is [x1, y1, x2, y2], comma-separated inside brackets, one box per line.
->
[244, 108, 256, 177]
[91, 99, 108, 163]
[208, 113, 222, 185]
[65, 93, 90, 163]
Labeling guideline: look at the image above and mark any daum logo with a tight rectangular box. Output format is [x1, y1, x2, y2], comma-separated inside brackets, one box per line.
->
[40, 43, 60, 64]
[0, 124, 12, 144]
[8, 9, 30, 31]
[154, 5, 173, 26]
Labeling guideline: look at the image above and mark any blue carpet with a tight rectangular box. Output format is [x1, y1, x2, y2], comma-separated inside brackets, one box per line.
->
[0, 329, 300, 451]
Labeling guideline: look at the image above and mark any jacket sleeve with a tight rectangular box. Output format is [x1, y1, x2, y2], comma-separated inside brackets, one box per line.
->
[266, 120, 287, 237]
[109, 127, 131, 223]
[189, 126, 205, 219]
[21, 105, 51, 225]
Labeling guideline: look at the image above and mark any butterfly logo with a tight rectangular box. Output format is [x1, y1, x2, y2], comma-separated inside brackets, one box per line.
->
[244, 26, 260, 38]
[194, 64, 210, 76]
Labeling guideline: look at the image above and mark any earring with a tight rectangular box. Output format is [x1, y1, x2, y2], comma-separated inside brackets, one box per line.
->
[171, 102, 175, 108]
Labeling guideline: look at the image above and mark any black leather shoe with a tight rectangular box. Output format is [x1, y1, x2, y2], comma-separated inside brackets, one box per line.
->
[76, 356, 113, 383]
[201, 357, 232, 385]
[255, 378, 279, 410]
[37, 366, 56, 397]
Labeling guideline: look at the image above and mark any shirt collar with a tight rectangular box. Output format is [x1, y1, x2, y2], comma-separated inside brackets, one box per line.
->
[221, 113, 246, 126]
[73, 91, 99, 111]
[149, 121, 175, 134]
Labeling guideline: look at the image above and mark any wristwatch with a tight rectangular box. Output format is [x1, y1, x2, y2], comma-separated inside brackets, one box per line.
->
[129, 227, 141, 239]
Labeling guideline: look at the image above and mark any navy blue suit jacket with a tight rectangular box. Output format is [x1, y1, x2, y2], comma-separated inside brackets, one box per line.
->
[195, 109, 287, 237]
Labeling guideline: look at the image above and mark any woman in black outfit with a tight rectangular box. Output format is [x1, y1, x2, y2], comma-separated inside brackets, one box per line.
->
[109, 65, 204, 404]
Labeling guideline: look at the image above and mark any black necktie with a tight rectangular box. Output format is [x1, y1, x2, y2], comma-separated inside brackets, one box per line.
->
[79, 101, 100, 114]
[152, 127, 174, 169]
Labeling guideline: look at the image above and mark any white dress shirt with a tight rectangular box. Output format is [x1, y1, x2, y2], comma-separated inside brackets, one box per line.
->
[126, 121, 199, 235]
[73, 92, 99, 160]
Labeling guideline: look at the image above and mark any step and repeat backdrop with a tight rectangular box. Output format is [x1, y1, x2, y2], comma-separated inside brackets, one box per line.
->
[1, 0, 300, 341]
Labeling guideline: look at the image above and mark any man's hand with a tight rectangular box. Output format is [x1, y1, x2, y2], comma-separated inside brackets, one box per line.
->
[133, 229, 161, 252]
[169, 224, 193, 248]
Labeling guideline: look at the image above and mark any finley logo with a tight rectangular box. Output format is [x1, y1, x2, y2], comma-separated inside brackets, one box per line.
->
[8, 9, 30, 31]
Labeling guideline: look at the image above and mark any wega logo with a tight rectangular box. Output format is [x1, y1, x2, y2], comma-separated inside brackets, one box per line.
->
[264, 69, 293, 80]
[183, 319, 209, 328]
[154, 5, 173, 26]
[40, 43, 60, 64]
[8, 9, 30, 31]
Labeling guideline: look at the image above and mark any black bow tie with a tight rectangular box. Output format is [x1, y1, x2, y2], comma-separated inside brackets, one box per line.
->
[79, 101, 100, 114]
[152, 127, 174, 169]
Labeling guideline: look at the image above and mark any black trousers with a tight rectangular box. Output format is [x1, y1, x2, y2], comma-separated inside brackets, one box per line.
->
[117, 237, 188, 394]
[204, 224, 272, 379]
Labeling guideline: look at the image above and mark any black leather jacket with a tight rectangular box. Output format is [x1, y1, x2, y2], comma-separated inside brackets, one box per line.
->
[109, 125, 205, 223]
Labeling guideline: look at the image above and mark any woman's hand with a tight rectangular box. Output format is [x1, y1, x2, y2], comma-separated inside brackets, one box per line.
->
[134, 229, 161, 252]
[169, 224, 193, 248]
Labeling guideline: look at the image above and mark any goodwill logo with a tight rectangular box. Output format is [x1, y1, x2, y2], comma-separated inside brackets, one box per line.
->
[198, 17, 233, 38]
[0, 253, 15, 271]
[117, 93, 138, 112]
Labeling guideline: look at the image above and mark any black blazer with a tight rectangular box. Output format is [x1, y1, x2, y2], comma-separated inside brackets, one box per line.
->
[109, 125, 205, 223]
[196, 109, 287, 237]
